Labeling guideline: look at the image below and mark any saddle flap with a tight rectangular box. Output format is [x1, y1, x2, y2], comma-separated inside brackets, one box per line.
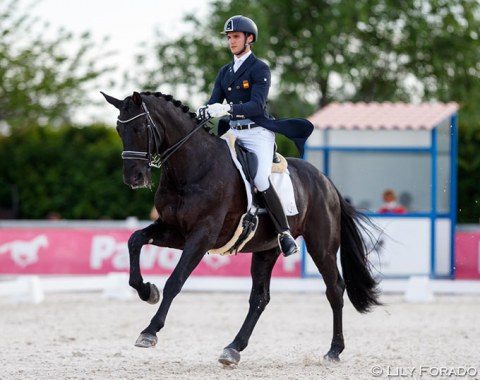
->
[234, 141, 258, 184]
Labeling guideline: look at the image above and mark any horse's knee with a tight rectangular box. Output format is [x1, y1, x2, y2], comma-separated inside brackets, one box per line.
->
[163, 276, 184, 299]
[128, 230, 146, 252]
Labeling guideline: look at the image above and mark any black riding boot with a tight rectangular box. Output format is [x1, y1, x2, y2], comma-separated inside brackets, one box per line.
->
[260, 184, 299, 257]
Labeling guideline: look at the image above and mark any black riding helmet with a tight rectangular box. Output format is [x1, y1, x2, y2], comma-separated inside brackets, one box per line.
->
[223, 15, 258, 43]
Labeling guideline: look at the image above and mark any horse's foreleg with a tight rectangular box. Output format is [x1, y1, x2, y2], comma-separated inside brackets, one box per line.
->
[128, 221, 183, 303]
[219, 248, 280, 367]
[134, 230, 213, 348]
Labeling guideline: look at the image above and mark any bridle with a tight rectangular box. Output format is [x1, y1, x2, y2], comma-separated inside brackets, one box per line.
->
[117, 101, 209, 168]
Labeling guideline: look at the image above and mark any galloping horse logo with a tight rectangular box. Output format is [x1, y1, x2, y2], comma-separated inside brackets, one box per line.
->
[0, 235, 49, 267]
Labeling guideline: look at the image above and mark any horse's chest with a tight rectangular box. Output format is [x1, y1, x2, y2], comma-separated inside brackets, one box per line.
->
[157, 198, 181, 224]
[156, 193, 197, 226]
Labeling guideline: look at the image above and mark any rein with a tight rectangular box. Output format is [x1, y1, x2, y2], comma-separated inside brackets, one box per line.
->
[117, 101, 209, 168]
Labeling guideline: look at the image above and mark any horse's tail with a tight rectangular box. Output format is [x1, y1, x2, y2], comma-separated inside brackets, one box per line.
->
[337, 191, 382, 313]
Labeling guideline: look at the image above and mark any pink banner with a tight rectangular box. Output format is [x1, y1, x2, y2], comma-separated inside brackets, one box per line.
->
[0, 228, 301, 277]
[455, 231, 480, 279]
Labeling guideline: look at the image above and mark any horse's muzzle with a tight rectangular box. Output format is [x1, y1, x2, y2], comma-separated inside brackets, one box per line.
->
[123, 164, 151, 189]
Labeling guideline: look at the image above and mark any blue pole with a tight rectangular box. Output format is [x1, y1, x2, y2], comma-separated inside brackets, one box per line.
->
[323, 129, 330, 176]
[430, 128, 437, 278]
[449, 113, 458, 278]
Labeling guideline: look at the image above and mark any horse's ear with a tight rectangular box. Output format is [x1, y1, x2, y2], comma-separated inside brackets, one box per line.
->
[132, 91, 143, 106]
[101, 91, 122, 110]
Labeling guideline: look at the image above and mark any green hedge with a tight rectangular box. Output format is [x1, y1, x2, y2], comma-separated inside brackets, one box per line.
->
[0, 125, 158, 219]
[457, 125, 480, 224]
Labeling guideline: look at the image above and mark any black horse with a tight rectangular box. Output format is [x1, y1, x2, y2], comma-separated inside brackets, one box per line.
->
[102, 91, 380, 366]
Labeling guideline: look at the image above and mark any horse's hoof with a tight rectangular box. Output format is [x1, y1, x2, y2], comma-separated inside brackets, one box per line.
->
[147, 283, 160, 304]
[323, 351, 340, 362]
[218, 347, 241, 367]
[134, 333, 158, 348]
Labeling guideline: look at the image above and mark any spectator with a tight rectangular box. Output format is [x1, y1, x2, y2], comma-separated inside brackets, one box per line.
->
[47, 212, 62, 220]
[378, 189, 407, 214]
[150, 206, 159, 221]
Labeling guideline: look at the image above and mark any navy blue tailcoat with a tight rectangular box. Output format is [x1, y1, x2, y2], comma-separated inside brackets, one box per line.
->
[208, 53, 313, 156]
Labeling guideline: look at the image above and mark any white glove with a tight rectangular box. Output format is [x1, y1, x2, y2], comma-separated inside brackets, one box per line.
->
[207, 103, 231, 118]
[196, 105, 208, 119]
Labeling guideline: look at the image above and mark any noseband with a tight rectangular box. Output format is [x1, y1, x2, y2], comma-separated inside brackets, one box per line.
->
[117, 101, 208, 168]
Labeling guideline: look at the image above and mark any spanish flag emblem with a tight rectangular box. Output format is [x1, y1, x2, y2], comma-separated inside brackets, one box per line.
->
[243, 80, 250, 89]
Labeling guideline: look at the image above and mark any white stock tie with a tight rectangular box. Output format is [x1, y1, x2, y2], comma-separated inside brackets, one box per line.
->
[233, 59, 243, 73]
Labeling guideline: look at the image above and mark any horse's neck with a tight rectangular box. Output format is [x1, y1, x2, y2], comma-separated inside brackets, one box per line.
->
[150, 104, 233, 185]
[160, 122, 225, 183]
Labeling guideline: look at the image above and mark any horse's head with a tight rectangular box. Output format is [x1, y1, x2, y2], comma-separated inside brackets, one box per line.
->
[102, 91, 155, 188]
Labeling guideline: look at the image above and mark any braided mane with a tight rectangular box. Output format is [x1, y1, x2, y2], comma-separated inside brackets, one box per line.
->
[140, 91, 214, 133]
[141, 91, 197, 120]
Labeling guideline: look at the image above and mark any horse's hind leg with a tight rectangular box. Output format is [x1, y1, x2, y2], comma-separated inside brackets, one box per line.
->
[127, 221, 183, 303]
[219, 248, 280, 367]
[304, 228, 345, 361]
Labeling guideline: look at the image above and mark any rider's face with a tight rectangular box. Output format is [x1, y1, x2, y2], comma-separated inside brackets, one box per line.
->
[227, 32, 252, 56]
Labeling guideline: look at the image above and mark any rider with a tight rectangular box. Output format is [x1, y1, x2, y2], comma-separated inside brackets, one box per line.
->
[201, 15, 313, 257]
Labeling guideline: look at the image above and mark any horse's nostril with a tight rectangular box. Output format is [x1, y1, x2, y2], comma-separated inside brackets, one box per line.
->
[123, 171, 144, 186]
[131, 171, 149, 187]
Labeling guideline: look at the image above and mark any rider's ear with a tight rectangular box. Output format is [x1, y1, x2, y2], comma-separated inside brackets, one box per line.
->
[132, 91, 143, 106]
[101, 92, 123, 109]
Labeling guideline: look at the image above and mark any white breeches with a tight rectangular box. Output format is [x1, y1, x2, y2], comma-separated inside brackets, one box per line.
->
[229, 127, 275, 192]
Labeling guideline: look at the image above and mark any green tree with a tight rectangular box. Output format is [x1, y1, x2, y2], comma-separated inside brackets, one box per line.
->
[457, 127, 480, 223]
[135, 0, 479, 114]
[0, 0, 112, 130]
